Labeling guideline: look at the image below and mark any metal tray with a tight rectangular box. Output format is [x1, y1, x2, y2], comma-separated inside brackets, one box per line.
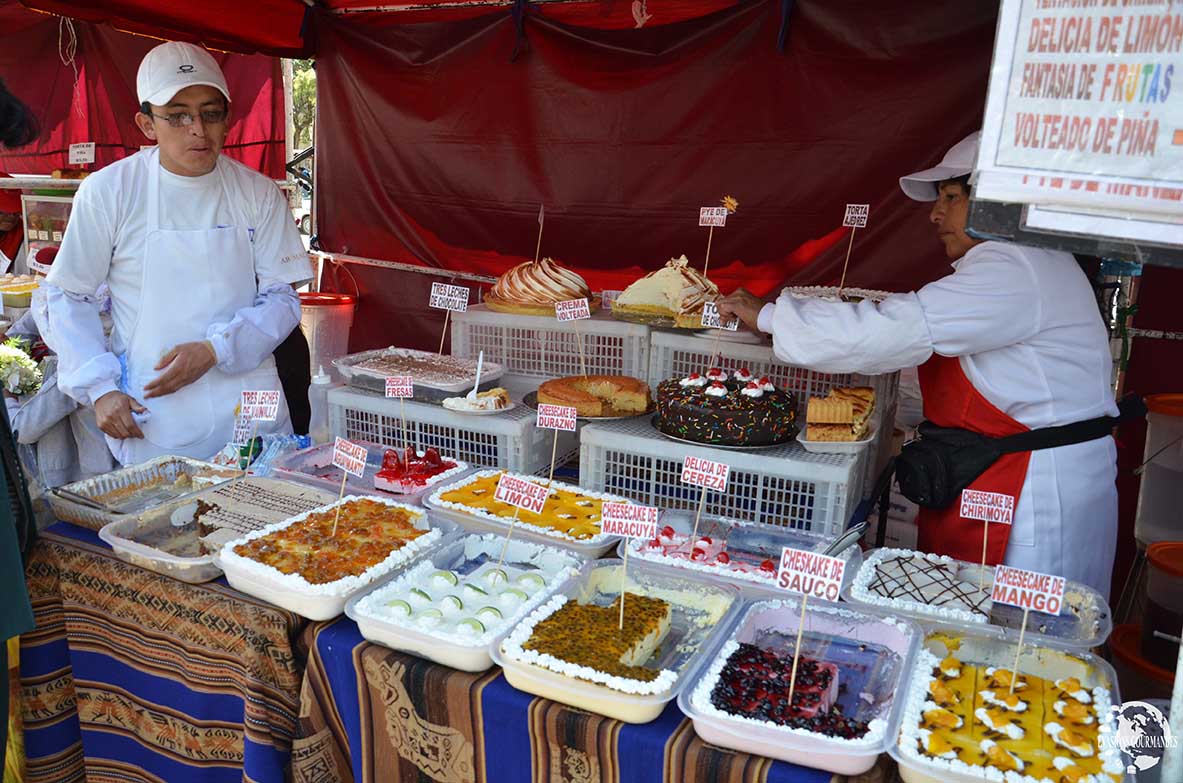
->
[333, 347, 505, 400]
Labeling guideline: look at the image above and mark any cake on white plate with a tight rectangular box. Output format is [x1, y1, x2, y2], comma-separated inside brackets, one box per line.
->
[612, 255, 720, 328]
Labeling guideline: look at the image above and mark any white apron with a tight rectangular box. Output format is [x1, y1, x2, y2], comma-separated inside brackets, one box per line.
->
[107, 151, 291, 465]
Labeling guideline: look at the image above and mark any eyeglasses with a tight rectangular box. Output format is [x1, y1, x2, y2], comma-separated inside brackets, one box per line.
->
[151, 108, 229, 128]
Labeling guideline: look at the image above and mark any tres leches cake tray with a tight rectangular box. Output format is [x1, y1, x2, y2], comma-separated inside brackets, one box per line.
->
[333, 347, 505, 400]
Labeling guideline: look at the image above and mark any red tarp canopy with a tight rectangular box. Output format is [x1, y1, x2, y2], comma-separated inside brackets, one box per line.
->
[0, 1, 289, 177]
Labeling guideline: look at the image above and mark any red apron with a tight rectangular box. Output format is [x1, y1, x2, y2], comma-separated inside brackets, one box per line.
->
[915, 354, 1032, 565]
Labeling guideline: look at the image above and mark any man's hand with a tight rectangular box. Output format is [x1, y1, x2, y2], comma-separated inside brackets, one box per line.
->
[95, 391, 146, 439]
[143, 341, 217, 399]
[716, 288, 767, 333]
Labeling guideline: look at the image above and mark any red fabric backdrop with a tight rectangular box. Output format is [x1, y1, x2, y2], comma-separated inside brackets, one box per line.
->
[0, 2, 288, 178]
[312, 0, 999, 353]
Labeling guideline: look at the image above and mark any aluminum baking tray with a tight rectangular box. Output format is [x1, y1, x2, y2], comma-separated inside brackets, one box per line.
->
[97, 478, 338, 584]
[333, 347, 505, 400]
[272, 440, 472, 503]
[50, 455, 240, 530]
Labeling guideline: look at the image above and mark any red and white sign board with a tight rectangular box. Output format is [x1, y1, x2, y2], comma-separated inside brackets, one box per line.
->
[843, 203, 870, 228]
[68, 142, 95, 165]
[555, 298, 591, 322]
[240, 390, 281, 421]
[429, 282, 469, 312]
[536, 404, 578, 432]
[385, 376, 414, 398]
[601, 502, 660, 539]
[699, 206, 729, 227]
[701, 301, 739, 331]
[494, 473, 552, 515]
[332, 437, 368, 478]
[992, 564, 1065, 615]
[776, 547, 847, 602]
[960, 489, 1015, 525]
[231, 416, 252, 447]
[681, 456, 730, 491]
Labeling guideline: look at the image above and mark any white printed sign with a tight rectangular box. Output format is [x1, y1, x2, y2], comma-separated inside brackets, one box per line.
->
[960, 489, 1015, 525]
[699, 206, 729, 227]
[494, 473, 551, 515]
[701, 301, 738, 331]
[27, 258, 51, 275]
[240, 390, 281, 421]
[231, 416, 252, 447]
[776, 547, 848, 602]
[332, 437, 368, 478]
[36, 230, 48, 241]
[975, 0, 1183, 217]
[843, 203, 870, 228]
[429, 282, 469, 312]
[67, 142, 95, 165]
[536, 403, 578, 432]
[601, 502, 660, 539]
[385, 376, 414, 398]
[992, 564, 1065, 615]
[681, 455, 730, 491]
[554, 298, 591, 322]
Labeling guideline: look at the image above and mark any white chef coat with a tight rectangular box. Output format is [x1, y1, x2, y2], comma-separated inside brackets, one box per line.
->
[44, 151, 313, 410]
[757, 241, 1119, 597]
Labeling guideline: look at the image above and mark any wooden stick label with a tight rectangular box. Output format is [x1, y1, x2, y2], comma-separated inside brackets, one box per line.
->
[536, 404, 578, 432]
[699, 206, 728, 227]
[240, 390, 281, 421]
[843, 203, 869, 228]
[681, 456, 729, 491]
[701, 301, 738, 330]
[385, 376, 414, 398]
[776, 547, 847, 602]
[555, 298, 591, 321]
[494, 474, 551, 515]
[992, 564, 1065, 615]
[430, 282, 469, 312]
[960, 489, 1015, 525]
[601, 502, 659, 539]
[332, 437, 368, 478]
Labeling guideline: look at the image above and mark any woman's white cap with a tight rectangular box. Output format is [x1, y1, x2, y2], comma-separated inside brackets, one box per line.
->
[899, 131, 981, 201]
[137, 41, 230, 107]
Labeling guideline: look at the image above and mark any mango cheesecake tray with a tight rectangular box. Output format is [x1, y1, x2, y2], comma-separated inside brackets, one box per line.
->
[890, 626, 1126, 783]
[273, 440, 471, 501]
[424, 470, 639, 557]
[333, 347, 504, 399]
[679, 596, 920, 776]
[846, 548, 1112, 650]
[217, 496, 458, 620]
[98, 477, 337, 583]
[620, 511, 862, 594]
[346, 534, 584, 671]
[490, 559, 740, 724]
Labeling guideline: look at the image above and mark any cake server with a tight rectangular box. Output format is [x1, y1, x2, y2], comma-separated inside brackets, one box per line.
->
[822, 520, 867, 557]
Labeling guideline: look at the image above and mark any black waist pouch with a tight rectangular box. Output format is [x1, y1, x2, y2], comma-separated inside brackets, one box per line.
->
[896, 394, 1145, 509]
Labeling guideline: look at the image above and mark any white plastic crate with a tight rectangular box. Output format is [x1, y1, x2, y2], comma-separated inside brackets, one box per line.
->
[578, 417, 866, 538]
[647, 329, 899, 497]
[328, 387, 578, 476]
[451, 304, 650, 380]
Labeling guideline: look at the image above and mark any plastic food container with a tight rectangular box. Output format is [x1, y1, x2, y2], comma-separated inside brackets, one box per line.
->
[1134, 394, 1183, 546]
[425, 470, 633, 557]
[49, 455, 239, 530]
[797, 423, 876, 455]
[491, 559, 740, 724]
[619, 511, 862, 595]
[300, 292, 355, 384]
[1143, 542, 1183, 670]
[1111, 624, 1175, 702]
[679, 596, 919, 776]
[97, 478, 337, 584]
[346, 534, 584, 671]
[890, 625, 1127, 783]
[273, 439, 472, 503]
[217, 495, 458, 620]
[845, 547, 1112, 650]
[333, 347, 504, 400]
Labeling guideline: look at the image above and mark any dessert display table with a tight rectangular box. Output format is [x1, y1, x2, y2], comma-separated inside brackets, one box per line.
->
[19, 523, 308, 783]
[292, 616, 839, 783]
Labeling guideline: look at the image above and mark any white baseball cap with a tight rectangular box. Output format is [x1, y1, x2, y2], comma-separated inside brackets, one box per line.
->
[898, 131, 981, 202]
[137, 41, 230, 107]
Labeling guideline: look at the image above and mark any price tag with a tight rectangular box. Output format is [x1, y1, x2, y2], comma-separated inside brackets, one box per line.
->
[494, 473, 551, 515]
[601, 502, 660, 540]
[843, 203, 870, 228]
[68, 142, 95, 165]
[699, 206, 729, 227]
[536, 403, 578, 432]
[231, 416, 252, 447]
[554, 298, 591, 322]
[599, 290, 622, 309]
[429, 282, 470, 312]
[239, 390, 281, 421]
[332, 437, 368, 478]
[701, 301, 738, 331]
[959, 489, 1015, 525]
[27, 258, 51, 275]
[775, 547, 847, 602]
[51, 231, 63, 243]
[992, 564, 1065, 615]
[37, 230, 49, 241]
[681, 455, 730, 491]
[385, 376, 414, 398]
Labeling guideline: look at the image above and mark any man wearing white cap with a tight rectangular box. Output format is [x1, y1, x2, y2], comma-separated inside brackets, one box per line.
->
[719, 132, 1120, 597]
[44, 41, 313, 464]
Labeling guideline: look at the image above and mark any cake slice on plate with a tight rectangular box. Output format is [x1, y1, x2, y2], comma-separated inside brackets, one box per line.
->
[612, 255, 719, 328]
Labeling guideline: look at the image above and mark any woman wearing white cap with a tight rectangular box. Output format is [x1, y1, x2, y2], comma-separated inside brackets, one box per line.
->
[44, 42, 313, 464]
[719, 132, 1122, 598]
